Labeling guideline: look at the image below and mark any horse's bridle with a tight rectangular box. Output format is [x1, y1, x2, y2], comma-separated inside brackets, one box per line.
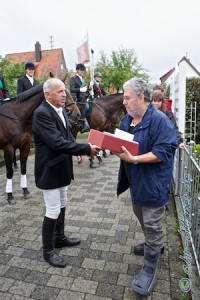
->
[76, 99, 124, 129]
[93, 100, 124, 127]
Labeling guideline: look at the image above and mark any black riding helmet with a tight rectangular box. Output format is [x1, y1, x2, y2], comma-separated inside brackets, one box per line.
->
[25, 62, 35, 70]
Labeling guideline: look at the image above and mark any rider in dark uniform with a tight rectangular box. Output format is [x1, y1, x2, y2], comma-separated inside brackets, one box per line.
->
[17, 62, 39, 94]
[93, 72, 106, 98]
[70, 64, 90, 133]
[0, 73, 10, 103]
[92, 72, 107, 158]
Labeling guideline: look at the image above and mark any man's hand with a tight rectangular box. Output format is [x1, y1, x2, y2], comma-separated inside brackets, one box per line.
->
[113, 146, 134, 163]
[77, 155, 84, 164]
[90, 81, 94, 87]
[179, 142, 185, 149]
[89, 144, 101, 158]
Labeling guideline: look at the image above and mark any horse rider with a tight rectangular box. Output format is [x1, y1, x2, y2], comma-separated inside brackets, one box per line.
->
[92, 72, 106, 99]
[69, 63, 90, 133]
[91, 71, 107, 158]
[17, 61, 39, 94]
[0, 72, 10, 104]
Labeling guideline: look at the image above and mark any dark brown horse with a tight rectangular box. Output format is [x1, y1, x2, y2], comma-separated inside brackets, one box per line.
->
[0, 84, 80, 204]
[72, 93, 124, 134]
[70, 93, 125, 167]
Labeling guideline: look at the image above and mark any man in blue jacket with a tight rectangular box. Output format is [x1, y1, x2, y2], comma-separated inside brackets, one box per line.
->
[115, 78, 177, 296]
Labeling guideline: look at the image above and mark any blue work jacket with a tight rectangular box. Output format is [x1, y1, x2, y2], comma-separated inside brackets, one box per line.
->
[117, 103, 178, 207]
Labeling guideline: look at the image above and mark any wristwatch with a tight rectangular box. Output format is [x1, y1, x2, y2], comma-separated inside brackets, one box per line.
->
[133, 156, 139, 164]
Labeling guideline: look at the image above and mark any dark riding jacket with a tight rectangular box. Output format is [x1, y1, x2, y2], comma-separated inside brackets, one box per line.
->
[32, 101, 91, 189]
[117, 103, 178, 207]
[69, 75, 87, 102]
[0, 73, 10, 101]
[17, 75, 39, 94]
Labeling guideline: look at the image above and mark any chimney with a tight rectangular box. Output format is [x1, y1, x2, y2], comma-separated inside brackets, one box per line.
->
[35, 41, 41, 62]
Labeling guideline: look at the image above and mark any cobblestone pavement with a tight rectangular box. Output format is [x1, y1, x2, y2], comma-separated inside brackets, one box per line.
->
[0, 147, 188, 300]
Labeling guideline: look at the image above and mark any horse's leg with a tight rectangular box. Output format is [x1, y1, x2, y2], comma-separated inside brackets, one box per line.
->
[89, 158, 96, 169]
[13, 150, 18, 169]
[102, 149, 107, 157]
[4, 148, 16, 205]
[96, 154, 104, 165]
[20, 144, 32, 199]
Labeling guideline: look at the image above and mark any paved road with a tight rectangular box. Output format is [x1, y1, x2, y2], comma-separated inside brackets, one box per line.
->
[0, 148, 188, 300]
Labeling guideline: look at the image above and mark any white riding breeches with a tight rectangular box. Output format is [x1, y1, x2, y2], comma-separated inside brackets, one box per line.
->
[42, 186, 68, 219]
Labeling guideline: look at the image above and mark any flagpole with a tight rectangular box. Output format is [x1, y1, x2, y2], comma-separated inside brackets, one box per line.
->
[91, 49, 94, 81]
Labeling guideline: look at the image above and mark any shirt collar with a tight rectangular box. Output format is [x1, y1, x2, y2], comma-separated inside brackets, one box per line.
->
[46, 100, 62, 113]
[76, 74, 83, 81]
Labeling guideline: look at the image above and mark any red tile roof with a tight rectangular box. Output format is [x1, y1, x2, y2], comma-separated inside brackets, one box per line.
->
[160, 56, 200, 84]
[5, 48, 67, 80]
[160, 68, 175, 84]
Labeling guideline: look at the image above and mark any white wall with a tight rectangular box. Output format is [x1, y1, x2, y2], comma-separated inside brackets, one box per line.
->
[169, 59, 199, 140]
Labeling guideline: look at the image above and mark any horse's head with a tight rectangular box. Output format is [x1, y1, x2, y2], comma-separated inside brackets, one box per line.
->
[65, 90, 81, 124]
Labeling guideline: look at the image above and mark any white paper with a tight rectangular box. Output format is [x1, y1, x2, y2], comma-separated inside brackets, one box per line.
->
[114, 128, 134, 142]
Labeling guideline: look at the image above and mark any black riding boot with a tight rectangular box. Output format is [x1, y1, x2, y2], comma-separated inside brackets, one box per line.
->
[54, 208, 81, 248]
[80, 118, 90, 133]
[42, 216, 66, 268]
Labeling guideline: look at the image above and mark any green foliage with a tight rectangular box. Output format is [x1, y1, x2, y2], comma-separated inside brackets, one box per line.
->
[0, 58, 44, 97]
[0, 58, 24, 97]
[95, 47, 149, 92]
[186, 77, 200, 143]
[195, 144, 200, 156]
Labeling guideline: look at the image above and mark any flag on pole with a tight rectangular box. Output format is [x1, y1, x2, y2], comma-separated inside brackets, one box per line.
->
[77, 34, 90, 64]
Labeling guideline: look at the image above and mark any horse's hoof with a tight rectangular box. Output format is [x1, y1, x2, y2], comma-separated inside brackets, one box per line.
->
[90, 165, 96, 169]
[7, 194, 16, 205]
[23, 193, 32, 199]
[99, 161, 104, 165]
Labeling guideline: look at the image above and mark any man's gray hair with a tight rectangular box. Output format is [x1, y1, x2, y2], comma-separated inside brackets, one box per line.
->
[43, 78, 61, 93]
[123, 77, 151, 102]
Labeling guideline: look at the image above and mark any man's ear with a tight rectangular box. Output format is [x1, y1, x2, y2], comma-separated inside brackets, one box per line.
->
[138, 93, 145, 102]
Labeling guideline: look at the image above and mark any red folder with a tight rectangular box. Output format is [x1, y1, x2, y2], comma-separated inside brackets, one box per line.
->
[88, 129, 139, 155]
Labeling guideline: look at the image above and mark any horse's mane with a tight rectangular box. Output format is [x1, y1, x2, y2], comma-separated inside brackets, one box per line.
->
[95, 93, 123, 102]
[15, 84, 44, 102]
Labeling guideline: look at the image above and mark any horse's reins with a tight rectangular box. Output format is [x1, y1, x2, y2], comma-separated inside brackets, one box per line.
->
[92, 101, 124, 127]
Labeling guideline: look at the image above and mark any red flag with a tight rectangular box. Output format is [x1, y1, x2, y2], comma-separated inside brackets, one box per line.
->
[77, 37, 90, 64]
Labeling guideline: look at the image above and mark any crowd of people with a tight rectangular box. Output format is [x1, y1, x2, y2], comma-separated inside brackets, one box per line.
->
[0, 61, 184, 296]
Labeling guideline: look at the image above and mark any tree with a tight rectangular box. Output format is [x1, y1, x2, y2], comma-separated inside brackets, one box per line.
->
[94, 47, 149, 93]
[0, 58, 44, 97]
[186, 77, 200, 144]
[0, 58, 25, 97]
